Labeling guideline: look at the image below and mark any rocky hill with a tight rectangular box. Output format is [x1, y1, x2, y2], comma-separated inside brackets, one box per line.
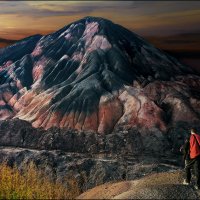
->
[0, 17, 200, 196]
[0, 16, 199, 134]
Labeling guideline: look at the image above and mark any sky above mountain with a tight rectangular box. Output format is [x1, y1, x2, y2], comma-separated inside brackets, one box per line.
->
[0, 1, 200, 52]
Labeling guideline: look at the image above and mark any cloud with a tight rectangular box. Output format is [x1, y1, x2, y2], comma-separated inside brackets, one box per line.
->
[0, 0, 200, 41]
[0, 1, 137, 17]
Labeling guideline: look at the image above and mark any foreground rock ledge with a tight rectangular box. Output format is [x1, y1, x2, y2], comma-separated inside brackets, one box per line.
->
[77, 171, 200, 199]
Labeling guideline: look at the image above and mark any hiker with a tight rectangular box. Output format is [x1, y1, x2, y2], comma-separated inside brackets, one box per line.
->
[180, 137, 190, 162]
[181, 128, 200, 189]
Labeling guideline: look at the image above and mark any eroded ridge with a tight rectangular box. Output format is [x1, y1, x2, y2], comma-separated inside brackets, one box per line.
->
[0, 17, 199, 134]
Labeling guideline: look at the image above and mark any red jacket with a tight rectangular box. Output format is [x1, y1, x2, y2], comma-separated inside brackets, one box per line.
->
[190, 134, 200, 159]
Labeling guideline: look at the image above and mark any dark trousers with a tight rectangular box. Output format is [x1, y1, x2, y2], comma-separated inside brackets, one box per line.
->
[185, 156, 200, 186]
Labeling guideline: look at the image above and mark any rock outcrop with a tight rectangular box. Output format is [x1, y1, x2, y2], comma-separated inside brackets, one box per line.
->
[0, 16, 199, 134]
[0, 118, 196, 155]
[0, 145, 181, 193]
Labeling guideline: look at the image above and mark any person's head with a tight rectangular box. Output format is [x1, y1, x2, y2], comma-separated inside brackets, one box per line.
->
[191, 128, 197, 134]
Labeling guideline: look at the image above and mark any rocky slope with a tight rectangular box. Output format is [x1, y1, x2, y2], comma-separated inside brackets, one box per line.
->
[0, 16, 199, 135]
[77, 171, 200, 199]
[0, 145, 181, 194]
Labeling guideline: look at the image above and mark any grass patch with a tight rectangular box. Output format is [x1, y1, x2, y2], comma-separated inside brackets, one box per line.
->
[0, 162, 80, 199]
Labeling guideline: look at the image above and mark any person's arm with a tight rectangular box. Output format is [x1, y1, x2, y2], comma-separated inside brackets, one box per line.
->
[182, 139, 190, 159]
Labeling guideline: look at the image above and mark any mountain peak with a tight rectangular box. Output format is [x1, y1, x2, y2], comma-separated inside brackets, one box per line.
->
[75, 16, 112, 24]
[56, 16, 114, 39]
[83, 16, 108, 21]
[0, 17, 199, 134]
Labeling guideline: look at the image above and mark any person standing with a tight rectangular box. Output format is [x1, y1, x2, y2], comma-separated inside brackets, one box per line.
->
[180, 137, 190, 183]
[182, 128, 200, 190]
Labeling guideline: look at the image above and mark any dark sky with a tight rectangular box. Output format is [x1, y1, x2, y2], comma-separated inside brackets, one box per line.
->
[0, 1, 200, 52]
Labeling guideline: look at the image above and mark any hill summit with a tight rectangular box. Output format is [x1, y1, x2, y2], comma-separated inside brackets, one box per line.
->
[0, 16, 199, 134]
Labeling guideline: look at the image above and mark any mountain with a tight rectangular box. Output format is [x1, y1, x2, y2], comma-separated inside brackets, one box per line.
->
[0, 38, 18, 48]
[0, 16, 200, 135]
[1, 16, 200, 195]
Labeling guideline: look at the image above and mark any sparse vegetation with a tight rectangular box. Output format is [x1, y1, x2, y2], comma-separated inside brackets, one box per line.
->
[0, 162, 80, 199]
